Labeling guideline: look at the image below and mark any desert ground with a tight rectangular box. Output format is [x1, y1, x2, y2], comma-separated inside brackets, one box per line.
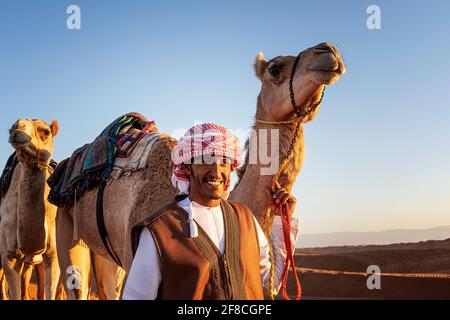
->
[3, 238, 450, 300]
[292, 238, 450, 299]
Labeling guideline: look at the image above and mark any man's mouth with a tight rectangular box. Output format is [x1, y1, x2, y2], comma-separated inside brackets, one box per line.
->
[206, 179, 223, 186]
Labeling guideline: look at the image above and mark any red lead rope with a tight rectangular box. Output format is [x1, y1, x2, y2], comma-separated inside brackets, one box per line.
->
[278, 202, 302, 300]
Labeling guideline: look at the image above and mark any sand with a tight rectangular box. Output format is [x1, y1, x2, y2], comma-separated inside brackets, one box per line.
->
[3, 239, 450, 300]
[290, 238, 450, 299]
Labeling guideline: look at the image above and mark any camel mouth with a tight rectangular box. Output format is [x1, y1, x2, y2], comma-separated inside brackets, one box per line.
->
[309, 66, 345, 75]
[307, 58, 345, 77]
[10, 142, 27, 148]
[9, 140, 28, 149]
[307, 47, 346, 76]
[307, 66, 339, 72]
[9, 131, 31, 148]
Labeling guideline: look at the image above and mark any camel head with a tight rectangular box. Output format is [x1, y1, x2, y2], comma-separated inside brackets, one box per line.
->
[8, 119, 58, 169]
[254, 42, 345, 123]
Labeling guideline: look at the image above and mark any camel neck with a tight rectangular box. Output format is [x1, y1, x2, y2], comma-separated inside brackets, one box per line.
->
[17, 164, 48, 255]
[230, 119, 305, 225]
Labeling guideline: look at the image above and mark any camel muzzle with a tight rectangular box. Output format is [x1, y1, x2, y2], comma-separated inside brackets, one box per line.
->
[9, 130, 31, 147]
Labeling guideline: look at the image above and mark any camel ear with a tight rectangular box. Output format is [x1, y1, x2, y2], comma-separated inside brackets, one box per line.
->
[254, 52, 268, 80]
[50, 120, 59, 137]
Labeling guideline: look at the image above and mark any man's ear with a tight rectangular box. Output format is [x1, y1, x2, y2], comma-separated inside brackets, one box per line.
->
[181, 164, 192, 176]
[254, 52, 268, 81]
[50, 120, 59, 137]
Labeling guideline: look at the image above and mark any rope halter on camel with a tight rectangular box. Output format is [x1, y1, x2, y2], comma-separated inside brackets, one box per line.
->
[255, 50, 326, 300]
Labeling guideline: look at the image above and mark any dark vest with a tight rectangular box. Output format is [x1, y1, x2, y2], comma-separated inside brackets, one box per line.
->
[131, 195, 264, 300]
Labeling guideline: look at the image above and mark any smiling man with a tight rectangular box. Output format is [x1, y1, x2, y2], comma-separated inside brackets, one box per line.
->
[123, 123, 299, 300]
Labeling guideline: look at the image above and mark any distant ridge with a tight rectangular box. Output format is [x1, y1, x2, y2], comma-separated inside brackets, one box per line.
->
[297, 225, 450, 248]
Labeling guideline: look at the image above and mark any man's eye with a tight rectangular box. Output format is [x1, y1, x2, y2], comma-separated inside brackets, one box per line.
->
[268, 65, 281, 77]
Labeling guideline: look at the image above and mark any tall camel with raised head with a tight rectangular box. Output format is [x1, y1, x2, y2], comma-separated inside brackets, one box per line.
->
[0, 119, 60, 300]
[56, 43, 345, 299]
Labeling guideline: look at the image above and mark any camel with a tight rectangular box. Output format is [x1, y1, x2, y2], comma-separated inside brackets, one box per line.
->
[0, 119, 61, 300]
[56, 42, 345, 299]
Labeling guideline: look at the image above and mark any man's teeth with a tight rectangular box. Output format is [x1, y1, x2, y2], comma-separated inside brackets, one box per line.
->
[207, 180, 222, 186]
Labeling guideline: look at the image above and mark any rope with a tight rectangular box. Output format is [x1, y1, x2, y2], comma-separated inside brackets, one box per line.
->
[297, 268, 450, 279]
[261, 110, 302, 300]
[264, 207, 276, 300]
[255, 51, 326, 300]
[256, 118, 302, 125]
[279, 203, 301, 300]
[264, 190, 302, 300]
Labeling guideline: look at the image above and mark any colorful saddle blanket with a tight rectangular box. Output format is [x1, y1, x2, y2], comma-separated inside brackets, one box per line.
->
[1, 153, 57, 201]
[0, 152, 19, 200]
[48, 112, 157, 208]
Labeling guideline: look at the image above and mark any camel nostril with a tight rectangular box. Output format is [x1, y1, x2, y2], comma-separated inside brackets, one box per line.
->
[16, 121, 26, 130]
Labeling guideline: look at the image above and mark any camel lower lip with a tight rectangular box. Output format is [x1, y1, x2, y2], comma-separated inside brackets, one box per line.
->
[9, 140, 27, 147]
[307, 67, 339, 72]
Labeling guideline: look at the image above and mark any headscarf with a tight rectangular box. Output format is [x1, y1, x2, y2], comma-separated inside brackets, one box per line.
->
[171, 123, 241, 198]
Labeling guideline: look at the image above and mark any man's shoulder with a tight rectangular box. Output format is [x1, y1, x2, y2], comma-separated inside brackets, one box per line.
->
[130, 201, 181, 256]
[133, 201, 179, 229]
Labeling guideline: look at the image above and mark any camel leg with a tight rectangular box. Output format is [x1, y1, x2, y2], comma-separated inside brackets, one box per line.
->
[1, 252, 21, 300]
[20, 255, 44, 300]
[20, 262, 33, 300]
[56, 211, 91, 300]
[44, 214, 61, 300]
[55, 277, 66, 300]
[43, 251, 60, 300]
[91, 252, 126, 300]
[0, 264, 7, 300]
[58, 242, 91, 300]
[34, 261, 46, 299]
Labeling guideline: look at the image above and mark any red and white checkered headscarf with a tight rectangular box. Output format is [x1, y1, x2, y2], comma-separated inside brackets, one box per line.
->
[171, 123, 241, 197]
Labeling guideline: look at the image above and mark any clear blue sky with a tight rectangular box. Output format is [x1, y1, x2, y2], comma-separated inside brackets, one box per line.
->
[1, 0, 449, 233]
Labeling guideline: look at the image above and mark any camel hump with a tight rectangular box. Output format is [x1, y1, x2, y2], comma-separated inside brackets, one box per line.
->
[126, 133, 179, 227]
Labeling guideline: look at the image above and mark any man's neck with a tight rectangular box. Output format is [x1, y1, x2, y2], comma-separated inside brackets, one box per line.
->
[188, 194, 221, 208]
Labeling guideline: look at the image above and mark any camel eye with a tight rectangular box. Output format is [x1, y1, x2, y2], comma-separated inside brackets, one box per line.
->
[41, 129, 51, 138]
[268, 65, 282, 77]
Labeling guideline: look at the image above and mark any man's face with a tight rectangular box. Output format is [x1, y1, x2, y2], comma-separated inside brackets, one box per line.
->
[183, 156, 232, 206]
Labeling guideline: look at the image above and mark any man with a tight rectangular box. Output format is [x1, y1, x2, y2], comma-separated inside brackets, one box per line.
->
[123, 123, 299, 300]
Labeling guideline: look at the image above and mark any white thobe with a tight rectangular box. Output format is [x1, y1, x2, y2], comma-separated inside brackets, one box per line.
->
[122, 197, 299, 299]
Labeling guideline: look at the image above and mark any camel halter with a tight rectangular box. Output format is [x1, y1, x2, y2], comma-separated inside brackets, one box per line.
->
[29, 126, 53, 172]
[256, 51, 326, 300]
[12, 123, 50, 172]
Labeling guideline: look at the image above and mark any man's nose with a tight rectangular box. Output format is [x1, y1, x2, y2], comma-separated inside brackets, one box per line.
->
[209, 161, 223, 176]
